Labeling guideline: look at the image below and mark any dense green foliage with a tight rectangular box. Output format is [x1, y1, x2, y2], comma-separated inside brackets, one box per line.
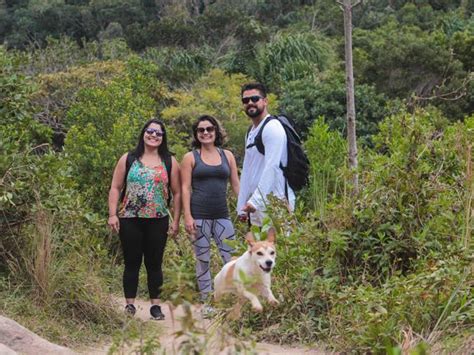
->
[0, 47, 123, 344]
[1, 0, 472, 352]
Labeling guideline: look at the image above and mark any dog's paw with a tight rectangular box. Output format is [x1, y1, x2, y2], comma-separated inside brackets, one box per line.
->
[228, 303, 243, 320]
[252, 303, 263, 312]
[268, 298, 279, 306]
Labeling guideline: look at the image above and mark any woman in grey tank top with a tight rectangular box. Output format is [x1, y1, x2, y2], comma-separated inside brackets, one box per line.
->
[181, 115, 240, 311]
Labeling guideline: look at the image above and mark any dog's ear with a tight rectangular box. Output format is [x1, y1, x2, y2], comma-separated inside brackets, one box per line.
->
[267, 227, 276, 244]
[245, 232, 256, 247]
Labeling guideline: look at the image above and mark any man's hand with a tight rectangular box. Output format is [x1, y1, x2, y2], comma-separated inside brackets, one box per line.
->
[241, 202, 256, 214]
[238, 214, 248, 222]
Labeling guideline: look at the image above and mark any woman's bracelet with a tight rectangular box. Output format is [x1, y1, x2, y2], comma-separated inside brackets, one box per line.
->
[109, 214, 116, 218]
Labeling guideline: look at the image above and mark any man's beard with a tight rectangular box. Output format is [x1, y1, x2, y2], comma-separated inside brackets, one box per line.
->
[245, 106, 262, 118]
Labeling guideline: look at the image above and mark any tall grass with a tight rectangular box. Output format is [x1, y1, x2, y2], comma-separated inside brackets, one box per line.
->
[463, 144, 472, 248]
[304, 117, 346, 219]
[1, 204, 123, 346]
[28, 209, 53, 303]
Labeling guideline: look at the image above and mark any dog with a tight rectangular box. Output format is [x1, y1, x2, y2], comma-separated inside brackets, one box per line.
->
[214, 227, 279, 313]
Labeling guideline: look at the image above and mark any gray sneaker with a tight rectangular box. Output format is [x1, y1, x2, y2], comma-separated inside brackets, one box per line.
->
[201, 304, 215, 319]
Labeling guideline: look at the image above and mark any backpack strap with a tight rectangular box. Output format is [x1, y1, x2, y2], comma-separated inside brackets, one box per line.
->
[163, 154, 172, 206]
[247, 116, 292, 199]
[245, 116, 276, 155]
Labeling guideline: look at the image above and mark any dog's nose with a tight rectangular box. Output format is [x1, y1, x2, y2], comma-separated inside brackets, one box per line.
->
[265, 260, 273, 267]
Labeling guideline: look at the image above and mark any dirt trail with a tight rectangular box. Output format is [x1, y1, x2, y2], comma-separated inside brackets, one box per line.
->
[80, 298, 326, 354]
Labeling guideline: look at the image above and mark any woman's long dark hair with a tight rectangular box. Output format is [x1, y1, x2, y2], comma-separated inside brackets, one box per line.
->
[132, 118, 171, 159]
[191, 115, 227, 148]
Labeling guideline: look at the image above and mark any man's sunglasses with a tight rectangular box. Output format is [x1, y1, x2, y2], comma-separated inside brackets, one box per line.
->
[196, 126, 216, 134]
[145, 128, 164, 137]
[242, 95, 263, 104]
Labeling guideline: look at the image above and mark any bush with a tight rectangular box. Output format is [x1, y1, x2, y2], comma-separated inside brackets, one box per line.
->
[232, 109, 472, 352]
[338, 109, 472, 281]
[303, 117, 346, 218]
[143, 46, 211, 88]
[160, 68, 272, 160]
[64, 57, 185, 214]
[279, 70, 393, 143]
[250, 31, 336, 93]
[1, 47, 124, 344]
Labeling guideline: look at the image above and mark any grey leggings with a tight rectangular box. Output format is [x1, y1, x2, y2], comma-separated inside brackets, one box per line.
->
[192, 218, 235, 301]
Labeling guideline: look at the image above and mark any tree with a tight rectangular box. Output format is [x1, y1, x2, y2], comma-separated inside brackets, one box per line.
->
[279, 70, 390, 144]
[160, 68, 278, 160]
[248, 31, 336, 93]
[63, 57, 183, 213]
[337, 0, 360, 193]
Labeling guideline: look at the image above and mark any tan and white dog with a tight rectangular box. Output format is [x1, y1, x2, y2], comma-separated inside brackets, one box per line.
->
[214, 227, 279, 312]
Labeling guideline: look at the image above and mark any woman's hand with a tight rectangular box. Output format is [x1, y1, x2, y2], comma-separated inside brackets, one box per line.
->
[169, 220, 180, 238]
[184, 215, 197, 239]
[108, 215, 120, 233]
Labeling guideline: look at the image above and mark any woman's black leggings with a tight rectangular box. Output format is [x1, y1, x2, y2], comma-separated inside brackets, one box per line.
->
[119, 217, 169, 299]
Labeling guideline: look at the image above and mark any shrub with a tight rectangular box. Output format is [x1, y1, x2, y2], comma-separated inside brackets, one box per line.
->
[250, 31, 336, 93]
[279, 70, 392, 143]
[303, 117, 346, 219]
[160, 68, 273, 160]
[339, 109, 472, 281]
[1, 48, 124, 343]
[232, 109, 472, 352]
[143, 46, 211, 88]
[64, 57, 185, 214]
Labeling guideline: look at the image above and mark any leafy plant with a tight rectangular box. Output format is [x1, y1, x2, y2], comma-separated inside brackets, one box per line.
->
[160, 68, 275, 160]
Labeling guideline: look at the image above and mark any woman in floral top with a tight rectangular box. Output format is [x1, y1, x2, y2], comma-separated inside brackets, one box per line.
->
[108, 118, 181, 320]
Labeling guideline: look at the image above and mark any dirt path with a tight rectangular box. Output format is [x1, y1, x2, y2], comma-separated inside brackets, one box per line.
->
[80, 298, 326, 354]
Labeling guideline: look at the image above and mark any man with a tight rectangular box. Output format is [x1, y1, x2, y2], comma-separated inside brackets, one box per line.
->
[237, 82, 295, 226]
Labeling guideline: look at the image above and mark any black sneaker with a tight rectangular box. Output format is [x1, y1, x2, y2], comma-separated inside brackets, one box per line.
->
[150, 305, 165, 320]
[125, 303, 136, 316]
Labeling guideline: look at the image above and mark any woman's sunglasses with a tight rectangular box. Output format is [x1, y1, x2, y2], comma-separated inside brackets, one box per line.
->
[145, 128, 164, 137]
[196, 126, 216, 134]
[241, 95, 263, 104]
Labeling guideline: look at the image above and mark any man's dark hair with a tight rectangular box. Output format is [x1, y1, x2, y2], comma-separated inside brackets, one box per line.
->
[241, 82, 267, 98]
[191, 115, 227, 148]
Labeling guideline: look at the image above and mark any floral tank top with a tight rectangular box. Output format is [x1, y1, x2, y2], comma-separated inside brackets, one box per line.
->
[118, 160, 169, 218]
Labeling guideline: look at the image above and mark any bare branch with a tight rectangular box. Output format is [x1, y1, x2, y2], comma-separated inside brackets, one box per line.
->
[414, 74, 472, 102]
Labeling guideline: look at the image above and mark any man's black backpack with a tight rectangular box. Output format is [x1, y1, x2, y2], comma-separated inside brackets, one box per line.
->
[120, 152, 173, 205]
[247, 115, 310, 193]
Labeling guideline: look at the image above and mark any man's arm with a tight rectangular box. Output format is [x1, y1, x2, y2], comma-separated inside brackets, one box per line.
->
[248, 120, 286, 211]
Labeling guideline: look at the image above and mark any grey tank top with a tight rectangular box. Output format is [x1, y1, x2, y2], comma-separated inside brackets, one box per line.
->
[191, 148, 230, 219]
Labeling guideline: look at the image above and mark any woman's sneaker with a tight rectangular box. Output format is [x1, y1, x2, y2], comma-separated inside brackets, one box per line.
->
[125, 304, 136, 316]
[201, 304, 215, 319]
[150, 305, 165, 320]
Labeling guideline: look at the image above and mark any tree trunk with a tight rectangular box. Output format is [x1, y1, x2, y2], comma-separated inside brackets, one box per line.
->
[341, 0, 359, 194]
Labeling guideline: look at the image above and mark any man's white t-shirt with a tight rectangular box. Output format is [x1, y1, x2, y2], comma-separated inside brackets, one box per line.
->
[237, 115, 295, 225]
